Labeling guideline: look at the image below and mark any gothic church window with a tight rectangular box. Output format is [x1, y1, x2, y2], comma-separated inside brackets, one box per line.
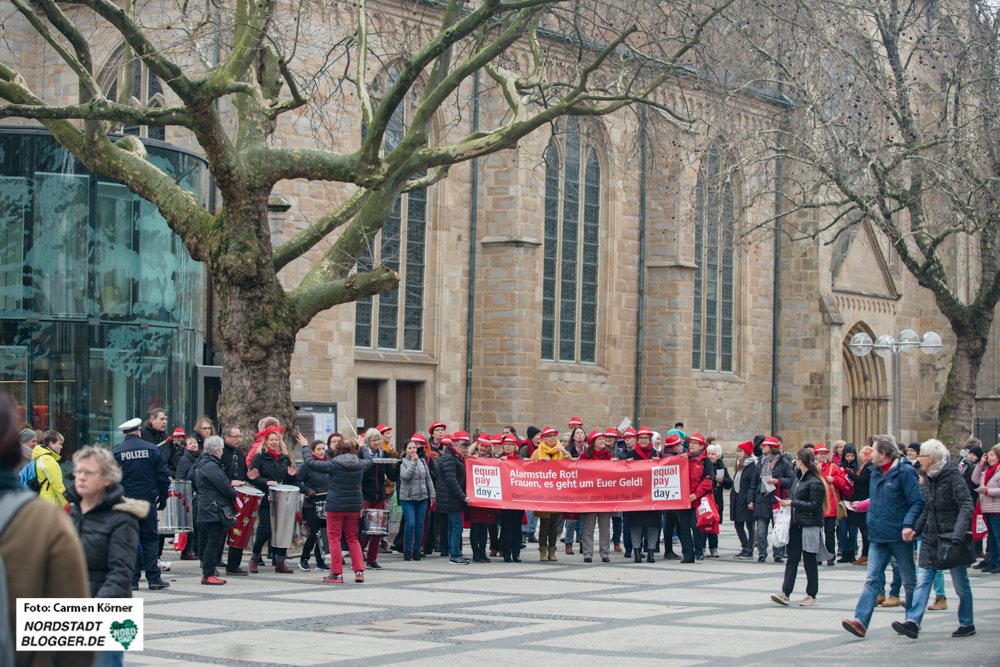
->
[541, 118, 600, 363]
[103, 50, 166, 141]
[692, 145, 737, 373]
[355, 68, 427, 351]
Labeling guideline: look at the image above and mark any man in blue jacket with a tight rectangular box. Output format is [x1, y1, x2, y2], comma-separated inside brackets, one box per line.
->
[113, 417, 172, 590]
[843, 434, 924, 638]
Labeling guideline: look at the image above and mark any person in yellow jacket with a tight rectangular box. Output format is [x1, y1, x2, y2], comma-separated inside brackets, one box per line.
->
[531, 426, 570, 562]
[31, 430, 67, 506]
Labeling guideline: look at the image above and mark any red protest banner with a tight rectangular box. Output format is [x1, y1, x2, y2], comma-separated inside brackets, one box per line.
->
[465, 456, 691, 513]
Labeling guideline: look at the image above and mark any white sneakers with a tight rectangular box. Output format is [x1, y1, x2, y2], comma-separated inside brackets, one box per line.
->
[158, 558, 171, 571]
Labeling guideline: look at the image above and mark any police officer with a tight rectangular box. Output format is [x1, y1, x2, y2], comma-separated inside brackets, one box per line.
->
[114, 418, 172, 590]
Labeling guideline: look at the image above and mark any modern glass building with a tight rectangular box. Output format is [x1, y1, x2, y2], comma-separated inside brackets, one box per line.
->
[0, 126, 207, 454]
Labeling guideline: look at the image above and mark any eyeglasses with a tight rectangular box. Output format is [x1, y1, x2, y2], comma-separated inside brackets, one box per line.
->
[225, 434, 240, 439]
[73, 469, 102, 479]
[200, 426, 212, 432]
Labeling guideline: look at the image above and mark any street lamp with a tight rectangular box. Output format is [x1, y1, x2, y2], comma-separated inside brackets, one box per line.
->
[849, 330, 943, 443]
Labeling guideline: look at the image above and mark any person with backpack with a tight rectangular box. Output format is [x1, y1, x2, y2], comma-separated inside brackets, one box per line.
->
[0, 395, 93, 667]
[21, 430, 67, 507]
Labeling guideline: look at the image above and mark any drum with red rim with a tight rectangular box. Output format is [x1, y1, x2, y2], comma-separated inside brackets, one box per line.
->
[227, 487, 265, 548]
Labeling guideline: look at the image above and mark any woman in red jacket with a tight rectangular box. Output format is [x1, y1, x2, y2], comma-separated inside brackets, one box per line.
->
[684, 434, 715, 563]
[578, 429, 614, 563]
[497, 435, 525, 562]
[814, 444, 852, 567]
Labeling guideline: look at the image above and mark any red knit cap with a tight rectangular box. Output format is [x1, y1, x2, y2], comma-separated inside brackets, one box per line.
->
[737, 441, 753, 456]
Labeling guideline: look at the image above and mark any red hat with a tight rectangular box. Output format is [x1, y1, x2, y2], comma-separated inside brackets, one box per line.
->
[477, 434, 491, 446]
[814, 443, 829, 454]
[411, 433, 427, 445]
[503, 434, 518, 444]
[623, 427, 638, 438]
[604, 428, 619, 440]
[637, 426, 653, 437]
[440, 434, 453, 445]
[663, 434, 683, 449]
[689, 433, 706, 446]
[376, 424, 392, 434]
[491, 434, 503, 445]
[452, 431, 471, 444]
[737, 441, 754, 457]
[171, 428, 186, 438]
[763, 436, 782, 449]
[429, 421, 447, 433]
[568, 417, 583, 427]
[587, 429, 604, 445]
[541, 426, 558, 438]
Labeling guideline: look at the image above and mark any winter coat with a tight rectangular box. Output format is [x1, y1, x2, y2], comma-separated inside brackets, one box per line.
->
[30, 445, 66, 506]
[194, 454, 238, 524]
[687, 450, 715, 508]
[624, 448, 663, 527]
[158, 439, 185, 477]
[747, 454, 795, 520]
[140, 425, 167, 446]
[711, 457, 732, 516]
[176, 448, 200, 483]
[220, 442, 248, 482]
[866, 457, 924, 544]
[398, 456, 436, 503]
[1, 489, 93, 667]
[249, 448, 299, 506]
[845, 460, 873, 528]
[971, 462, 1000, 514]
[914, 459, 975, 569]
[113, 433, 171, 502]
[819, 461, 852, 517]
[789, 470, 826, 527]
[529, 445, 571, 519]
[729, 456, 757, 523]
[435, 447, 469, 513]
[958, 458, 979, 501]
[296, 455, 332, 507]
[306, 448, 374, 513]
[65, 484, 146, 598]
[361, 444, 400, 505]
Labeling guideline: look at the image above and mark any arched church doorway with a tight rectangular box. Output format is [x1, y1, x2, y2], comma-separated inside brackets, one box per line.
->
[842, 323, 889, 446]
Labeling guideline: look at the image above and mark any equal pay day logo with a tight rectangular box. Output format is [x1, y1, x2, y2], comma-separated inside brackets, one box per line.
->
[18, 599, 144, 651]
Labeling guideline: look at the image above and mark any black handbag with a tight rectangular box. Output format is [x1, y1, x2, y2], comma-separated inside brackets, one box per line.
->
[214, 500, 238, 530]
[933, 533, 973, 570]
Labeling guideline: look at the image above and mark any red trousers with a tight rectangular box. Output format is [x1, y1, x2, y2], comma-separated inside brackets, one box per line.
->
[327, 511, 364, 575]
[362, 500, 384, 563]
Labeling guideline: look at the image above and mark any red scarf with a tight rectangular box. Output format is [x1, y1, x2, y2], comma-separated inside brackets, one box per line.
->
[504, 451, 519, 460]
[634, 443, 654, 460]
[985, 461, 1000, 486]
[880, 462, 893, 475]
[581, 449, 612, 461]
[266, 445, 281, 461]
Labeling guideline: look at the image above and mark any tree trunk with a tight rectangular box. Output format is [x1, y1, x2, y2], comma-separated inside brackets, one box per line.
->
[936, 321, 990, 451]
[211, 203, 300, 449]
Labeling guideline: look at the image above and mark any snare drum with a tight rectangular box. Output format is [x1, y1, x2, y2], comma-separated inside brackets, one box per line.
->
[362, 508, 390, 535]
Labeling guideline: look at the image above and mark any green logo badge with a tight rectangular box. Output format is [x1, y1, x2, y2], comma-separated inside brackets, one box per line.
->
[109, 619, 138, 649]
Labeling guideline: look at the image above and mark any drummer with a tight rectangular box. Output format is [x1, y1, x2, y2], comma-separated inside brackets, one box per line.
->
[247, 425, 298, 573]
[219, 424, 249, 576]
[360, 428, 398, 570]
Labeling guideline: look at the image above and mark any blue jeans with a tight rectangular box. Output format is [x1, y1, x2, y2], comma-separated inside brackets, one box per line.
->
[447, 511, 464, 558]
[854, 540, 917, 630]
[524, 510, 538, 536]
[838, 518, 858, 554]
[401, 499, 428, 552]
[908, 565, 974, 628]
[564, 519, 581, 543]
[987, 514, 1000, 568]
[876, 556, 902, 597]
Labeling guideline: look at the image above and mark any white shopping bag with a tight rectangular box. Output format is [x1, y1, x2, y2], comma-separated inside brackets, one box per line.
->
[771, 506, 791, 548]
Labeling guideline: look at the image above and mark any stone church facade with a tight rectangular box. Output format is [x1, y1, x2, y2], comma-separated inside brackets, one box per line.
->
[4, 0, 990, 450]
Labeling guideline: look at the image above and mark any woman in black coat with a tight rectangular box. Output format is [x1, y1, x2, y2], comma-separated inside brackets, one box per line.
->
[247, 428, 298, 573]
[624, 433, 662, 563]
[193, 436, 238, 585]
[305, 439, 373, 582]
[845, 445, 874, 564]
[772, 448, 829, 607]
[436, 439, 471, 563]
[295, 440, 330, 571]
[175, 436, 201, 562]
[707, 445, 731, 558]
[730, 442, 757, 558]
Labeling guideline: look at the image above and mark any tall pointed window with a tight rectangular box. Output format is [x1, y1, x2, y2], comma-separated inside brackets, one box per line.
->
[541, 119, 600, 363]
[354, 69, 427, 351]
[692, 146, 737, 373]
[103, 50, 166, 141]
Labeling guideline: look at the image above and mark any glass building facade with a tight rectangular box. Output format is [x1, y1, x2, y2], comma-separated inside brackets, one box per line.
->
[0, 127, 207, 454]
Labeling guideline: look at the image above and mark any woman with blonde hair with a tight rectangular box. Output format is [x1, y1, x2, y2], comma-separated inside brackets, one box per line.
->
[531, 426, 570, 561]
[360, 427, 398, 569]
[247, 426, 298, 573]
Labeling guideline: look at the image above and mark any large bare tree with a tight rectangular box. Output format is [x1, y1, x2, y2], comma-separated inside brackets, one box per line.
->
[0, 0, 731, 437]
[713, 0, 1000, 447]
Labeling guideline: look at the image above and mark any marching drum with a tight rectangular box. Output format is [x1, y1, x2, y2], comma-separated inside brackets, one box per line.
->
[227, 486, 264, 548]
[158, 479, 193, 534]
[362, 508, 390, 536]
[269, 484, 300, 548]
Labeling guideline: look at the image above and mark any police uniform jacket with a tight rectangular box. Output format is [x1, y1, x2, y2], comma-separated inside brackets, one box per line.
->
[113, 433, 171, 502]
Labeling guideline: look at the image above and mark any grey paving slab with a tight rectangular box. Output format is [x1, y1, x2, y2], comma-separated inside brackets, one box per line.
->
[130, 526, 999, 667]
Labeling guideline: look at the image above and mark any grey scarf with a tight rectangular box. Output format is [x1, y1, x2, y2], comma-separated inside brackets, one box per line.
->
[758, 453, 779, 490]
